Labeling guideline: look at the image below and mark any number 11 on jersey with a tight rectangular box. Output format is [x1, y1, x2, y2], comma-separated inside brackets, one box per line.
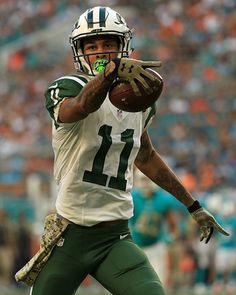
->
[83, 124, 134, 191]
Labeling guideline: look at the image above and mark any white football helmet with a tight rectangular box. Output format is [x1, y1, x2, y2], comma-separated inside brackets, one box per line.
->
[69, 6, 133, 75]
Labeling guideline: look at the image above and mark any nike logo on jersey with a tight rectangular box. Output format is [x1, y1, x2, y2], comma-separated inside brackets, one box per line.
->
[120, 234, 129, 240]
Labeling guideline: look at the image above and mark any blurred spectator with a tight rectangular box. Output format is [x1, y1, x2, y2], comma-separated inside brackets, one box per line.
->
[12, 212, 32, 286]
[0, 0, 235, 292]
[214, 204, 236, 292]
[0, 210, 15, 287]
[130, 170, 187, 287]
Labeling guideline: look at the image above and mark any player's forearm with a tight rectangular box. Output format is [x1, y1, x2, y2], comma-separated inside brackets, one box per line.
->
[135, 132, 195, 207]
[137, 153, 195, 207]
[152, 154, 195, 207]
[77, 62, 117, 114]
[59, 62, 117, 122]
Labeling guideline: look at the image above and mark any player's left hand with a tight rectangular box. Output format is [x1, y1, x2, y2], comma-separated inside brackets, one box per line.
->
[112, 58, 162, 96]
[191, 207, 230, 243]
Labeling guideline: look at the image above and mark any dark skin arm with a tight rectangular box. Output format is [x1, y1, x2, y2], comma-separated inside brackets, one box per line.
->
[134, 130, 195, 208]
[58, 61, 117, 123]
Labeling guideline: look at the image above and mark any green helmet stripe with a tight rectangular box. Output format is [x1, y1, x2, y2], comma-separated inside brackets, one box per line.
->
[99, 7, 106, 27]
[87, 9, 94, 28]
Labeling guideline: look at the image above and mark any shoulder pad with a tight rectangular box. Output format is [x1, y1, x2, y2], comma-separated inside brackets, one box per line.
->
[45, 74, 88, 118]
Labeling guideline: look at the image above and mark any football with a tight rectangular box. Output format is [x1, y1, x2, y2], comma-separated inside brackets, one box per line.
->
[108, 68, 163, 112]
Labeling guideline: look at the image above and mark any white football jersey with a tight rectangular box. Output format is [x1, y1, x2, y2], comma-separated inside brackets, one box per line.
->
[45, 74, 156, 226]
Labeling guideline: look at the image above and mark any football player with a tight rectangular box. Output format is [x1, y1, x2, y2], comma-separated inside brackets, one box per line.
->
[16, 6, 229, 295]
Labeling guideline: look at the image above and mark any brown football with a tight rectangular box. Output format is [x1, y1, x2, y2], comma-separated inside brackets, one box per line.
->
[108, 68, 163, 112]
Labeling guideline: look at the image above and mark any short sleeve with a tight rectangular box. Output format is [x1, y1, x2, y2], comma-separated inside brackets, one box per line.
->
[44, 75, 88, 125]
[143, 104, 156, 129]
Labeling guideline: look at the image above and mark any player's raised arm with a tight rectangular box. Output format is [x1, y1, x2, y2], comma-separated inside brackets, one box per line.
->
[58, 61, 117, 122]
[58, 55, 162, 122]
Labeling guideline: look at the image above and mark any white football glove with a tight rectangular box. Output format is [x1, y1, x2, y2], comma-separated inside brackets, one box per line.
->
[113, 58, 162, 96]
[188, 201, 230, 243]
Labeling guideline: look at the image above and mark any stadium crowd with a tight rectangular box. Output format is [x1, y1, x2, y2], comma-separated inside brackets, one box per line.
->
[0, 0, 235, 294]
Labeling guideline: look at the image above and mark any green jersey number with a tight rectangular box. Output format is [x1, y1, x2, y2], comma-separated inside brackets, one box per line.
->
[83, 124, 134, 191]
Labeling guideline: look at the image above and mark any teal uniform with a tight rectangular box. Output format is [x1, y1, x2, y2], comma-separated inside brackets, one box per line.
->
[130, 188, 186, 246]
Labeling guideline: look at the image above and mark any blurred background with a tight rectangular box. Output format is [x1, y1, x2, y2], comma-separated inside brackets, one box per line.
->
[0, 0, 235, 294]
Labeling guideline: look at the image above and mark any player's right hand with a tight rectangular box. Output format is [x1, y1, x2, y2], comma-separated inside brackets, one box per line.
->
[112, 58, 162, 96]
[191, 207, 230, 243]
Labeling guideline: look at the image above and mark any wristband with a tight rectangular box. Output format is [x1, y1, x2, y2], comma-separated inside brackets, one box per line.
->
[187, 200, 202, 213]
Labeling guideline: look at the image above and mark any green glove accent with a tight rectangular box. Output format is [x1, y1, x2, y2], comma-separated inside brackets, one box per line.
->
[93, 59, 109, 73]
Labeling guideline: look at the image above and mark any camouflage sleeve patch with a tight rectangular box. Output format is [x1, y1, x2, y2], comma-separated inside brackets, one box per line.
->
[14, 213, 70, 286]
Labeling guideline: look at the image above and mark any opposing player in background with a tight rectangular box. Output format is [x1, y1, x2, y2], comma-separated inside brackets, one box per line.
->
[214, 203, 236, 292]
[129, 170, 182, 286]
[15, 6, 229, 295]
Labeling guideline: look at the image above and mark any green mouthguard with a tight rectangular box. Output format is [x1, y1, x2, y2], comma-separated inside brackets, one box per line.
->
[93, 59, 109, 73]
